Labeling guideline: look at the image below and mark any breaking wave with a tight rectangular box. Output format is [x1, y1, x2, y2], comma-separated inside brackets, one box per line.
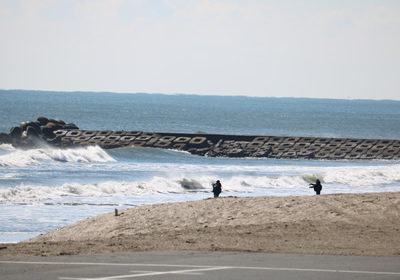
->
[1, 163, 400, 203]
[0, 178, 207, 203]
[0, 145, 115, 167]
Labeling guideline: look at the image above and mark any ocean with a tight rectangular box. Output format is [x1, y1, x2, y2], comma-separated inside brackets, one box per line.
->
[1, 90, 400, 243]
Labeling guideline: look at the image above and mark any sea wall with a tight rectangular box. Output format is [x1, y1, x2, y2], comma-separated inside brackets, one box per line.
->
[2, 117, 399, 160]
[52, 129, 400, 160]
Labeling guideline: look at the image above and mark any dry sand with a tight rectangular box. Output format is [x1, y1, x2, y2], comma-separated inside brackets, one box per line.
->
[1, 192, 399, 257]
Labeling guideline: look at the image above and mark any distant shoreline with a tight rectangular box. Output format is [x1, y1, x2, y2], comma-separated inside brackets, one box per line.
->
[2, 88, 399, 101]
[1, 192, 399, 257]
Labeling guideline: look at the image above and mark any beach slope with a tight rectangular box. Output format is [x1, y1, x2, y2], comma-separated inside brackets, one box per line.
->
[1, 192, 399, 257]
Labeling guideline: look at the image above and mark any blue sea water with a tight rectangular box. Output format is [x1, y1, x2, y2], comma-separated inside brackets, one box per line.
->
[1, 90, 400, 243]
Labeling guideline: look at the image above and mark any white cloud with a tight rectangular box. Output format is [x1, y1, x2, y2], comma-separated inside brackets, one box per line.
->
[0, 0, 399, 100]
[73, 0, 124, 23]
[0, 6, 12, 16]
[359, 5, 400, 27]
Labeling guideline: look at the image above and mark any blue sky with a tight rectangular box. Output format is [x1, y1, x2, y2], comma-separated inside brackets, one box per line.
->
[1, 0, 399, 100]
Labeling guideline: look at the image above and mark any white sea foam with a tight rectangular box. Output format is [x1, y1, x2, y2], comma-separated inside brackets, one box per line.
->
[0, 145, 115, 167]
[1, 163, 400, 203]
[320, 165, 400, 186]
[0, 144, 15, 152]
[0, 178, 205, 203]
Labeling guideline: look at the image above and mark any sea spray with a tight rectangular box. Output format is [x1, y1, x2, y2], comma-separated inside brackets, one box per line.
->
[0, 145, 115, 167]
[2, 162, 400, 203]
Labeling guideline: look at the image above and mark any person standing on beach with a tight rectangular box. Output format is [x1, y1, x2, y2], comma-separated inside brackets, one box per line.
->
[212, 180, 222, 198]
[309, 179, 322, 195]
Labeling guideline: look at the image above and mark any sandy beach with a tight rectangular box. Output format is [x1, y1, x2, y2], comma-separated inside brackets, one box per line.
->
[1, 192, 399, 257]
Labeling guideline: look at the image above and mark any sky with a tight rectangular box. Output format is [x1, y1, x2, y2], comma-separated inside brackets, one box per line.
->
[1, 0, 400, 100]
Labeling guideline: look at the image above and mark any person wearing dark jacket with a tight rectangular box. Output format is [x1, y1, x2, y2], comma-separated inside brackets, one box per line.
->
[310, 179, 322, 195]
[212, 180, 222, 198]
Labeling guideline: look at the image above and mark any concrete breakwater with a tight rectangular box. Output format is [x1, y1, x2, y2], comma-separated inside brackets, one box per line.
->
[53, 130, 400, 160]
[1, 117, 400, 160]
